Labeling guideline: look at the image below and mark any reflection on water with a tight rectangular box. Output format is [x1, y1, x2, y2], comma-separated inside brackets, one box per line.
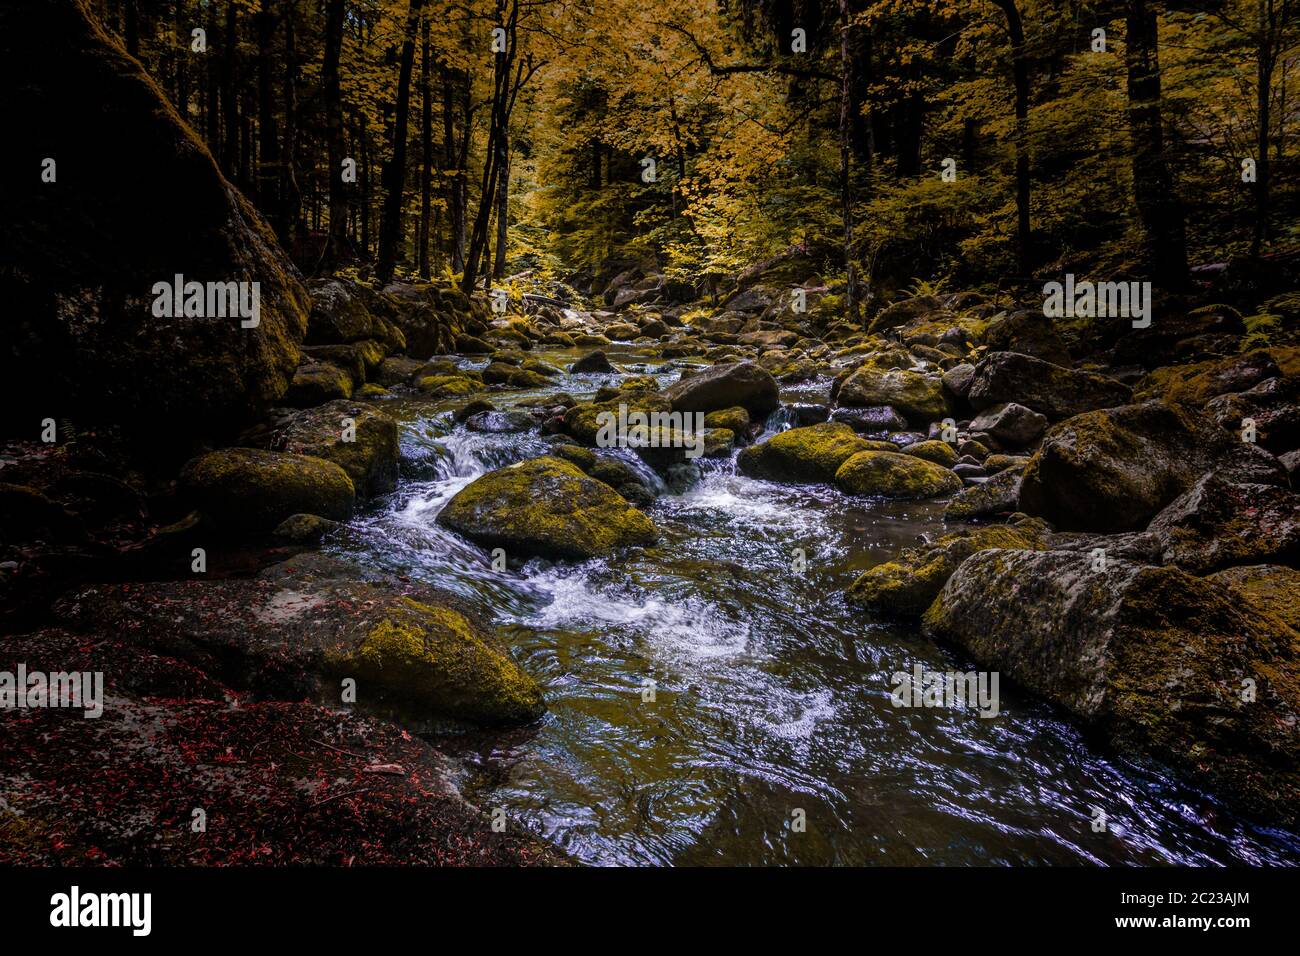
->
[330, 346, 1300, 866]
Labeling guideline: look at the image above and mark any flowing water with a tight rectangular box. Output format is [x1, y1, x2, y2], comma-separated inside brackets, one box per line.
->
[330, 345, 1300, 866]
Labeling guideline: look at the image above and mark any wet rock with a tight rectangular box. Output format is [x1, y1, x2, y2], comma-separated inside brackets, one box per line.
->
[455, 333, 494, 354]
[1019, 401, 1287, 532]
[847, 521, 1048, 616]
[180, 448, 355, 532]
[923, 550, 1300, 825]
[836, 368, 949, 425]
[277, 400, 400, 498]
[941, 363, 978, 402]
[830, 405, 909, 434]
[306, 278, 377, 345]
[1204, 375, 1300, 453]
[437, 456, 657, 560]
[1135, 349, 1283, 406]
[737, 423, 878, 484]
[376, 356, 427, 386]
[834, 451, 964, 499]
[664, 361, 780, 417]
[1146, 472, 1300, 573]
[969, 352, 1132, 420]
[284, 362, 354, 407]
[571, 350, 616, 374]
[464, 410, 534, 434]
[604, 322, 641, 340]
[704, 406, 752, 437]
[55, 578, 545, 726]
[944, 466, 1023, 522]
[968, 402, 1048, 447]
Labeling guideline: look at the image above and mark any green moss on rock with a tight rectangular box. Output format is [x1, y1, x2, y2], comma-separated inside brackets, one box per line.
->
[181, 447, 355, 532]
[834, 450, 963, 498]
[737, 423, 876, 483]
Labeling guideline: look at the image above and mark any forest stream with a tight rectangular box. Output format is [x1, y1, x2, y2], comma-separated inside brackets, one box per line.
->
[327, 344, 1300, 866]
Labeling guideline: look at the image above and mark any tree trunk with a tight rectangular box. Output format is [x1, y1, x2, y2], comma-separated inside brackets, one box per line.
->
[1125, 0, 1188, 288]
[993, 0, 1032, 276]
[319, 0, 348, 273]
[281, 0, 301, 251]
[442, 65, 466, 273]
[1251, 2, 1275, 259]
[493, 135, 509, 279]
[175, 0, 189, 118]
[838, 0, 859, 325]
[220, 1, 238, 178]
[419, 15, 433, 280]
[376, 0, 428, 282]
[256, 2, 279, 221]
[204, 2, 219, 152]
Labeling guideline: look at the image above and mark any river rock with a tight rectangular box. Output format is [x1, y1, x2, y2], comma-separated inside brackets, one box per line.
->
[1018, 401, 1287, 532]
[943, 466, 1024, 521]
[54, 577, 544, 726]
[901, 439, 958, 467]
[180, 447, 355, 532]
[437, 456, 657, 560]
[847, 521, 1048, 616]
[3, 0, 308, 443]
[664, 361, 779, 417]
[837, 368, 949, 425]
[923, 549, 1300, 824]
[276, 400, 400, 499]
[968, 402, 1048, 447]
[284, 362, 354, 407]
[829, 405, 909, 433]
[941, 363, 977, 402]
[571, 350, 616, 373]
[1146, 472, 1300, 573]
[737, 423, 880, 483]
[984, 309, 1072, 366]
[834, 451, 963, 499]
[306, 278, 378, 344]
[968, 352, 1132, 420]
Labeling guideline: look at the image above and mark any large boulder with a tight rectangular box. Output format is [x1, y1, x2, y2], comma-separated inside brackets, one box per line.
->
[847, 521, 1048, 616]
[306, 278, 377, 344]
[1210, 565, 1300, 631]
[180, 447, 355, 532]
[737, 423, 881, 483]
[54, 577, 544, 726]
[1, 0, 308, 441]
[968, 352, 1132, 421]
[836, 368, 949, 425]
[1018, 401, 1286, 532]
[1146, 472, 1300, 574]
[833, 451, 963, 499]
[277, 400, 401, 499]
[924, 549, 1300, 824]
[983, 309, 1072, 366]
[664, 361, 779, 417]
[437, 456, 658, 560]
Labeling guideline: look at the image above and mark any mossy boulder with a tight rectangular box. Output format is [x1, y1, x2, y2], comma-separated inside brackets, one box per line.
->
[284, 362, 353, 407]
[55, 577, 544, 726]
[663, 361, 780, 417]
[1134, 350, 1281, 406]
[305, 278, 377, 345]
[923, 549, 1300, 825]
[1019, 401, 1287, 532]
[1146, 472, 1300, 573]
[2, 0, 308, 443]
[847, 521, 1048, 616]
[968, 352, 1131, 421]
[836, 367, 949, 425]
[416, 374, 486, 398]
[437, 456, 657, 560]
[737, 423, 875, 483]
[273, 512, 341, 544]
[833, 450, 963, 498]
[703, 405, 751, 435]
[561, 393, 672, 445]
[983, 309, 1071, 366]
[901, 439, 958, 467]
[277, 400, 401, 498]
[180, 447, 355, 532]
